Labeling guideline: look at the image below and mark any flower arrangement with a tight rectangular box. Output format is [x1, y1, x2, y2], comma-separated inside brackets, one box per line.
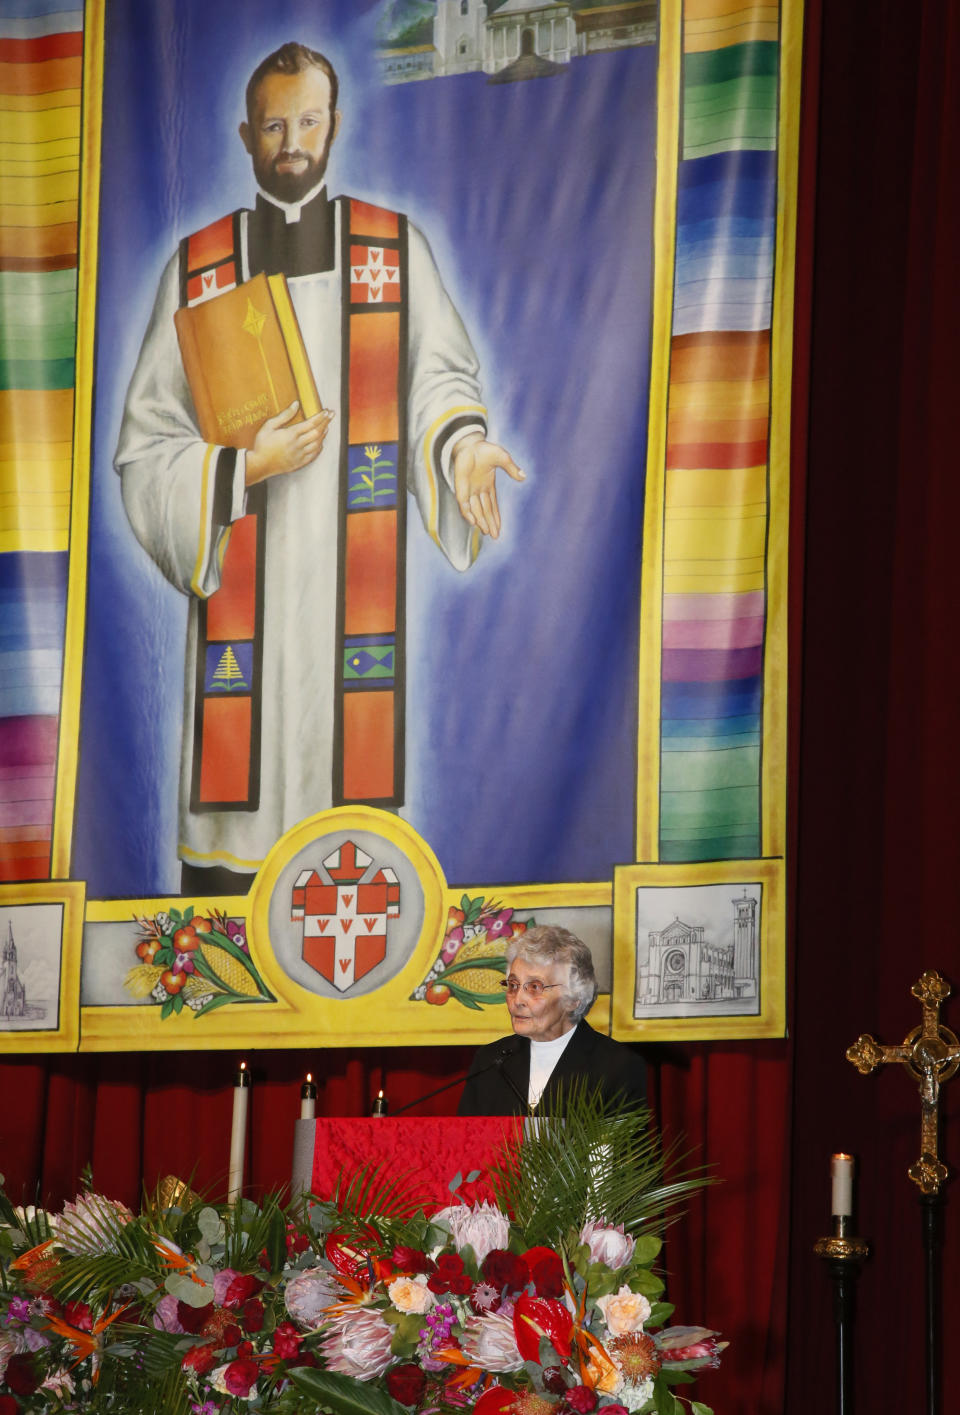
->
[412, 897, 535, 1010]
[0, 1089, 722, 1415]
[123, 907, 274, 1020]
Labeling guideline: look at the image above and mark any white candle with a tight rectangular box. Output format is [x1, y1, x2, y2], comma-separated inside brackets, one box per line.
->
[228, 1062, 250, 1201]
[300, 1072, 317, 1121]
[831, 1152, 854, 1216]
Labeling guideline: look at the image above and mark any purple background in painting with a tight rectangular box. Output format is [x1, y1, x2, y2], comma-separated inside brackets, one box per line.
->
[73, 0, 656, 894]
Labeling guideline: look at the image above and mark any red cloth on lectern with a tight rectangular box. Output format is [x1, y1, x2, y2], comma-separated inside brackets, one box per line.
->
[311, 1117, 520, 1208]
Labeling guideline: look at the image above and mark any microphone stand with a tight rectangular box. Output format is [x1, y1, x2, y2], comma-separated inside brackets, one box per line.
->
[391, 1040, 528, 1116]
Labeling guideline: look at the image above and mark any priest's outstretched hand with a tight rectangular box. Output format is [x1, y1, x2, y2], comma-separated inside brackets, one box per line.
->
[452, 431, 525, 539]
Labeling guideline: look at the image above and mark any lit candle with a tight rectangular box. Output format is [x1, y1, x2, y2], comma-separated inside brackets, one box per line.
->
[831, 1152, 854, 1217]
[227, 1062, 250, 1201]
[371, 1088, 388, 1117]
[300, 1072, 317, 1121]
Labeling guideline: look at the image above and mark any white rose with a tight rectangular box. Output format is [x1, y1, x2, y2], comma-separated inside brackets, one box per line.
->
[388, 1274, 435, 1314]
[596, 1284, 651, 1336]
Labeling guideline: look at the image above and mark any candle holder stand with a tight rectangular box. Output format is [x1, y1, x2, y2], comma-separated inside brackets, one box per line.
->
[814, 1216, 869, 1415]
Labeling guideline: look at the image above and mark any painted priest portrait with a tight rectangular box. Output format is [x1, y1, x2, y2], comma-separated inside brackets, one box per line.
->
[114, 41, 523, 895]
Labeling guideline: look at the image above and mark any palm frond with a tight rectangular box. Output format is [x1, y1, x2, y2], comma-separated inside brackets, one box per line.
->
[489, 1078, 713, 1252]
[313, 1163, 433, 1249]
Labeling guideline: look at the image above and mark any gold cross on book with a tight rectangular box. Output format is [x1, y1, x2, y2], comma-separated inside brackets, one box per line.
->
[846, 971, 960, 1194]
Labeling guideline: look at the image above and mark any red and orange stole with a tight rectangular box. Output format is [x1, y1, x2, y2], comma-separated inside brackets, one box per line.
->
[179, 200, 407, 816]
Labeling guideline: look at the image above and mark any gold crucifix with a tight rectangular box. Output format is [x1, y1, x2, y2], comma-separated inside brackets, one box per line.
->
[846, 971, 960, 1195]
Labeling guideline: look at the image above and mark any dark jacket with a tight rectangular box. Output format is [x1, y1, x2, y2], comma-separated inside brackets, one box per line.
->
[457, 1019, 647, 1116]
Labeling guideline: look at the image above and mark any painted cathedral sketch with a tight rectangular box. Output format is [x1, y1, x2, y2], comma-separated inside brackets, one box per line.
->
[376, 0, 656, 85]
[0, 916, 54, 1026]
[634, 887, 761, 1019]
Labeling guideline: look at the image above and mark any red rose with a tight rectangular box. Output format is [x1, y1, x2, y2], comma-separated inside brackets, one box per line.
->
[181, 1343, 217, 1376]
[542, 1368, 568, 1394]
[63, 1300, 94, 1331]
[386, 1363, 427, 1405]
[482, 1249, 529, 1293]
[222, 1322, 243, 1348]
[223, 1358, 259, 1396]
[427, 1273, 450, 1294]
[601, 1406, 629, 1415]
[448, 1273, 473, 1296]
[177, 1300, 214, 1333]
[529, 1254, 565, 1300]
[565, 1388, 598, 1414]
[0, 1396, 21, 1415]
[436, 1252, 464, 1274]
[237, 1340, 254, 1357]
[224, 1273, 263, 1308]
[2, 1355, 39, 1397]
[392, 1245, 434, 1274]
[272, 1321, 302, 1361]
[241, 1297, 265, 1332]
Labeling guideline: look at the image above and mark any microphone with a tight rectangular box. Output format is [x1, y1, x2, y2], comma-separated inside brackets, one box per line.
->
[391, 1036, 525, 1117]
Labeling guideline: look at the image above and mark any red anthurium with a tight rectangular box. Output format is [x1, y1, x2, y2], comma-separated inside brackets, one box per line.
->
[474, 1385, 518, 1415]
[325, 1233, 368, 1280]
[513, 1294, 573, 1363]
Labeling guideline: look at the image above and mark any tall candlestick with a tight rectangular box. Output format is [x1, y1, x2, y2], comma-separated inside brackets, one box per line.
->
[831, 1152, 854, 1217]
[371, 1088, 388, 1117]
[300, 1072, 317, 1121]
[228, 1062, 250, 1201]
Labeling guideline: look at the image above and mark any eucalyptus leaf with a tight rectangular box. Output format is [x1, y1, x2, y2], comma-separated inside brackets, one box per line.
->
[164, 1272, 214, 1306]
[198, 1206, 224, 1244]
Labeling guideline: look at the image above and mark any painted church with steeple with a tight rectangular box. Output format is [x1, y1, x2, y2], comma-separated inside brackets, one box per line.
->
[1, 921, 27, 1018]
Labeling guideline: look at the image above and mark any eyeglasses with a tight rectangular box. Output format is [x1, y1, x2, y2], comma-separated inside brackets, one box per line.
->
[499, 979, 563, 998]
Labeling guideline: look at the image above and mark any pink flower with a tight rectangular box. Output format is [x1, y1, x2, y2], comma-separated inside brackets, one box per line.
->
[460, 1312, 524, 1372]
[284, 1265, 338, 1328]
[153, 1293, 186, 1333]
[57, 1193, 134, 1255]
[656, 1327, 726, 1369]
[212, 1268, 242, 1305]
[433, 1201, 510, 1265]
[578, 1221, 635, 1270]
[321, 1307, 394, 1379]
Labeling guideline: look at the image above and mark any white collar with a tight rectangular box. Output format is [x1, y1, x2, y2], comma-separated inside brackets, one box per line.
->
[257, 177, 328, 225]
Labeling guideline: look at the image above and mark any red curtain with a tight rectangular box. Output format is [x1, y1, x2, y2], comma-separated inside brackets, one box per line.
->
[4, 2, 960, 1412]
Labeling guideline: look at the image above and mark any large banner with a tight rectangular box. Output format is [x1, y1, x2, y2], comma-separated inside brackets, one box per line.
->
[0, 0, 798, 1052]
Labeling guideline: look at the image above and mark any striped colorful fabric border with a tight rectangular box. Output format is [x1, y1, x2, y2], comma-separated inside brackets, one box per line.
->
[0, 0, 83, 881]
[659, 0, 780, 862]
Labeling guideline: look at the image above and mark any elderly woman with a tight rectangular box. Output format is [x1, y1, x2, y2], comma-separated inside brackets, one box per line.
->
[457, 924, 646, 1116]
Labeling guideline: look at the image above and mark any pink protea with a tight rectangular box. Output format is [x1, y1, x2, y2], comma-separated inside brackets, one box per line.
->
[321, 1307, 394, 1379]
[284, 1265, 339, 1329]
[56, 1193, 134, 1255]
[578, 1220, 635, 1270]
[459, 1312, 524, 1373]
[433, 1201, 510, 1265]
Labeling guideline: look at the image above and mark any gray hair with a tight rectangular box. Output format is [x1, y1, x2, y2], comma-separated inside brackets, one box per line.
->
[506, 925, 598, 1023]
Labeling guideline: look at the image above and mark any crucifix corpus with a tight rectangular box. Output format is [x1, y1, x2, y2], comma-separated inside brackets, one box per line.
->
[846, 970, 959, 1194]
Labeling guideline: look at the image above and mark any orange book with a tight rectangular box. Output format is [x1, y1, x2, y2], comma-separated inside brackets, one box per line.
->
[174, 272, 322, 450]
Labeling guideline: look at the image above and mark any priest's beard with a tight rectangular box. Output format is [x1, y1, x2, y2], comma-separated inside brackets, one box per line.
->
[254, 138, 333, 204]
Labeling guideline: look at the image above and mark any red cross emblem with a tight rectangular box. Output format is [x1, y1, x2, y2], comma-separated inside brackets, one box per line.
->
[291, 840, 400, 992]
[350, 244, 401, 304]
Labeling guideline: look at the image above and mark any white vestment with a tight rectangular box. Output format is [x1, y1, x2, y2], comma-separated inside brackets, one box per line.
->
[116, 196, 485, 873]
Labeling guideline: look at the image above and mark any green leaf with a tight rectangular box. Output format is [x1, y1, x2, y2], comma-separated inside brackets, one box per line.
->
[160, 998, 174, 1020]
[691, 1403, 714, 1415]
[198, 1207, 224, 1245]
[449, 1171, 463, 1192]
[288, 1366, 409, 1415]
[164, 1271, 214, 1306]
[661, 1369, 695, 1385]
[447, 987, 483, 1011]
[465, 1169, 481, 1183]
[633, 1234, 662, 1265]
[653, 1381, 683, 1415]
